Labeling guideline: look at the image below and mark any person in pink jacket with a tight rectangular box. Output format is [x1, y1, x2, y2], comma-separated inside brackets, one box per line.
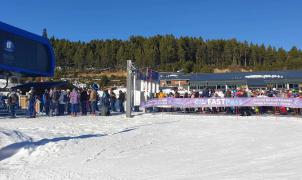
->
[69, 88, 79, 116]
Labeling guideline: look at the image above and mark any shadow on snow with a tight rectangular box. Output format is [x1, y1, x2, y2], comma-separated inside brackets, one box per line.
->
[0, 128, 136, 161]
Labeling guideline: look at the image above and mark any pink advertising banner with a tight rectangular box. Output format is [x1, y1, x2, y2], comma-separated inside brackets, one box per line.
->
[142, 97, 302, 108]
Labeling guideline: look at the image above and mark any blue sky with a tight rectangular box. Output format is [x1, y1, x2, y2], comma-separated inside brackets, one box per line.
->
[1, 0, 301, 50]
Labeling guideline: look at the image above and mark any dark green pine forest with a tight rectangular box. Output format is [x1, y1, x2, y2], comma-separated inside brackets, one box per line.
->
[49, 35, 302, 73]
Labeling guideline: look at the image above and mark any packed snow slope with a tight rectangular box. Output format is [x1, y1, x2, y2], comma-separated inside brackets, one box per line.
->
[1, 113, 302, 180]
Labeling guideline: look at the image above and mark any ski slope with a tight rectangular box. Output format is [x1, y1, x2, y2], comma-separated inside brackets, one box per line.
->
[1, 113, 302, 179]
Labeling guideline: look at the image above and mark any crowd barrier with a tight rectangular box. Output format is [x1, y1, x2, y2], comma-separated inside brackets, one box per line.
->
[142, 97, 302, 108]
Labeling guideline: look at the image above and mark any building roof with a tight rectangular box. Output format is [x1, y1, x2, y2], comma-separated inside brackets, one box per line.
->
[160, 72, 192, 80]
[189, 71, 302, 81]
[160, 71, 302, 81]
[161, 71, 302, 87]
[11, 81, 75, 95]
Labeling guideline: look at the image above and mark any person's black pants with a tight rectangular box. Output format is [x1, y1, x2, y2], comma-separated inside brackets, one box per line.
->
[81, 101, 87, 115]
[59, 104, 65, 115]
[44, 102, 50, 116]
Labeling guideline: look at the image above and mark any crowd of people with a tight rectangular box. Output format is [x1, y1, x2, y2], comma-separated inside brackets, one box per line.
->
[155, 87, 302, 116]
[4, 85, 302, 118]
[5, 87, 126, 118]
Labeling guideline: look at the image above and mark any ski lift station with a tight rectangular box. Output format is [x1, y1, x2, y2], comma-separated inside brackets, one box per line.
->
[160, 71, 302, 90]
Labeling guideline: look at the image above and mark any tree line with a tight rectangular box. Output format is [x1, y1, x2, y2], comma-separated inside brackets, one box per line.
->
[49, 35, 302, 73]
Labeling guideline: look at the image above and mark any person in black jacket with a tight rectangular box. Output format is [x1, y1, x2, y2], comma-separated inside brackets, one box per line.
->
[110, 90, 117, 112]
[50, 88, 60, 116]
[7, 89, 19, 118]
[118, 90, 125, 113]
[80, 88, 88, 115]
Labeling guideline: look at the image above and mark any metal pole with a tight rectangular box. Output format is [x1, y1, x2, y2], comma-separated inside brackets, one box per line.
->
[126, 60, 132, 118]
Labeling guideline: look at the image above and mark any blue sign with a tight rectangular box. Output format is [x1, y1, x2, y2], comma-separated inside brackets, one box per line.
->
[0, 21, 55, 77]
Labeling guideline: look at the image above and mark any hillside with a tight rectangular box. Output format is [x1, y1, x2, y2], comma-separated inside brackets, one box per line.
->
[50, 35, 302, 74]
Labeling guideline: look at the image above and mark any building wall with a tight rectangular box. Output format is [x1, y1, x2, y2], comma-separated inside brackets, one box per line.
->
[160, 80, 189, 87]
[190, 80, 302, 90]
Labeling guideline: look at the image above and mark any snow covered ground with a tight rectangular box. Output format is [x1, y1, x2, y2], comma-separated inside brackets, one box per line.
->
[1, 113, 302, 180]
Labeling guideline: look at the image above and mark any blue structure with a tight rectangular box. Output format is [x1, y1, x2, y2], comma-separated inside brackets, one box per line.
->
[0, 21, 55, 77]
[12, 81, 68, 91]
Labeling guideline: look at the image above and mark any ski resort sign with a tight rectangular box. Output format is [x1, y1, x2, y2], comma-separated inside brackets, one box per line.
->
[142, 97, 302, 108]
